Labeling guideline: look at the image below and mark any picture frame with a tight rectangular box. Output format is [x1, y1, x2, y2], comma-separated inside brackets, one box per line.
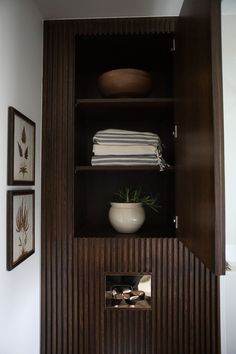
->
[8, 106, 35, 185]
[7, 190, 35, 270]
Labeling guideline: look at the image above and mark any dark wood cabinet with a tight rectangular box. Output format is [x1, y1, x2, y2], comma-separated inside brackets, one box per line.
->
[41, 1, 224, 353]
[175, 0, 225, 278]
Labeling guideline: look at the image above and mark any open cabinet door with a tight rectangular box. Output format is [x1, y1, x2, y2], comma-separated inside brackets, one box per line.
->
[175, 0, 225, 275]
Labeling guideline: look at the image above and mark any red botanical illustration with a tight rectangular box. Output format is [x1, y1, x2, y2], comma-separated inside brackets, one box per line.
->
[15, 198, 29, 257]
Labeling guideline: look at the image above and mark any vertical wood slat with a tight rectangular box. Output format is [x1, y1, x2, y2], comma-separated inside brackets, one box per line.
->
[41, 20, 75, 354]
[41, 20, 50, 354]
[156, 239, 161, 353]
[184, 245, 189, 354]
[178, 241, 184, 353]
[65, 21, 74, 354]
[51, 21, 57, 351]
[162, 239, 168, 354]
[56, 22, 62, 354]
[194, 257, 200, 354]
[41, 19, 221, 354]
[189, 252, 195, 354]
[200, 263, 206, 354]
[206, 268, 211, 354]
[173, 237, 179, 352]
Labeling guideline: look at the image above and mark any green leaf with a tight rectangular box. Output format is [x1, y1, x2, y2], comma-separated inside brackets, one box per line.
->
[112, 186, 160, 213]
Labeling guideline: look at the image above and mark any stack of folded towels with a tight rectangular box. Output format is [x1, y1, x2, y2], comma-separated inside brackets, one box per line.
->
[91, 129, 168, 170]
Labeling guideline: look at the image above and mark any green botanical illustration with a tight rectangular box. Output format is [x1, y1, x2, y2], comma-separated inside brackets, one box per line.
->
[16, 198, 29, 257]
[17, 126, 29, 177]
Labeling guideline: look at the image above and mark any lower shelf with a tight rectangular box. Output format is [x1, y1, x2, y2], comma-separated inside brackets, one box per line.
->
[75, 168, 175, 238]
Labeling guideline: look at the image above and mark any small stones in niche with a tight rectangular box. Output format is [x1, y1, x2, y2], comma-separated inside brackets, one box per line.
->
[123, 288, 132, 294]
[130, 295, 139, 302]
[131, 290, 145, 298]
[112, 289, 118, 297]
[106, 285, 150, 308]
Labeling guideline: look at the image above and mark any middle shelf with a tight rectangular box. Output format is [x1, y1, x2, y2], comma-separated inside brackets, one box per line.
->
[75, 165, 175, 173]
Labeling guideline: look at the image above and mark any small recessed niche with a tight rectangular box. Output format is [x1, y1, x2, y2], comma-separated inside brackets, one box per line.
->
[105, 274, 151, 309]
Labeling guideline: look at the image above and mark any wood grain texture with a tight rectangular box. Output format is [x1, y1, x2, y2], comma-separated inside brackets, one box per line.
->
[47, 17, 177, 35]
[41, 18, 222, 354]
[41, 237, 221, 354]
[175, 0, 225, 275]
[41, 21, 75, 354]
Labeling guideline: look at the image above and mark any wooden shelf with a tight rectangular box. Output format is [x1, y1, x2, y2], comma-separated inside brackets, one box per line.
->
[76, 97, 174, 109]
[75, 165, 174, 173]
[75, 226, 176, 238]
[76, 233, 176, 239]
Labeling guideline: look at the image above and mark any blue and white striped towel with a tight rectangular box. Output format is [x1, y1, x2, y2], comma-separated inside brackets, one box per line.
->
[91, 129, 168, 170]
[91, 154, 162, 166]
[93, 144, 158, 156]
[93, 129, 161, 147]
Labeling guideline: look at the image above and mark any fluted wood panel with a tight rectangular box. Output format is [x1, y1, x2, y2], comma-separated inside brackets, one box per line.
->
[72, 238, 220, 354]
[47, 17, 177, 35]
[41, 21, 75, 354]
[41, 19, 221, 354]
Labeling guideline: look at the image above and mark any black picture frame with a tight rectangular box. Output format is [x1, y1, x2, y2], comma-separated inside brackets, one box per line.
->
[8, 107, 35, 185]
[7, 190, 35, 270]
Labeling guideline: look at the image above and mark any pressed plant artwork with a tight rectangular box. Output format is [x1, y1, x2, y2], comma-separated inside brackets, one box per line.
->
[8, 107, 35, 185]
[7, 190, 35, 270]
[17, 126, 29, 177]
[16, 197, 30, 257]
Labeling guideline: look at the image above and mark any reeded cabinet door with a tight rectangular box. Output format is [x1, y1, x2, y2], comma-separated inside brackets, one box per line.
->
[175, 0, 225, 275]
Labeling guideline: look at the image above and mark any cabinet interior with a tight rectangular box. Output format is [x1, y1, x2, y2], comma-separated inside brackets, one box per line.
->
[74, 31, 176, 238]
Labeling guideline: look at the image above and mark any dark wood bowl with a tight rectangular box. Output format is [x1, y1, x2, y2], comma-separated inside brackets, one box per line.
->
[98, 68, 152, 98]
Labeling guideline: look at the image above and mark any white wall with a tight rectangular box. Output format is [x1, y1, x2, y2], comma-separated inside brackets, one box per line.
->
[0, 1, 42, 354]
[222, 15, 236, 247]
[35, 0, 183, 19]
[221, 14, 236, 354]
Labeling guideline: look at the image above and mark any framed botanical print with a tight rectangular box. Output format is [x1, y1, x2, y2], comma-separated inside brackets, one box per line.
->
[7, 190, 35, 270]
[8, 107, 35, 185]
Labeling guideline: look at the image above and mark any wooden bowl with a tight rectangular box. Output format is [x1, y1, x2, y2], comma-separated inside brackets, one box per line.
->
[98, 68, 152, 98]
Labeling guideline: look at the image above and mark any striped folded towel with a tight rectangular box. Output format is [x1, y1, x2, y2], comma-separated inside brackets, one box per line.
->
[91, 155, 161, 166]
[93, 129, 161, 147]
[91, 154, 166, 169]
[93, 144, 158, 156]
[91, 129, 168, 170]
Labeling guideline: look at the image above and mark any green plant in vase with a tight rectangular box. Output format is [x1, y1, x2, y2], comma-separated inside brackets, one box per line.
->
[109, 186, 159, 234]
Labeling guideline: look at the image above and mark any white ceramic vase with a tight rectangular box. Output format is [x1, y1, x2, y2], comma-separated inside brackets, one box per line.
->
[109, 202, 145, 233]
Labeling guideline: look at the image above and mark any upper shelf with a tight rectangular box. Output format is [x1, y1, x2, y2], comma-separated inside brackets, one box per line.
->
[75, 97, 174, 110]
